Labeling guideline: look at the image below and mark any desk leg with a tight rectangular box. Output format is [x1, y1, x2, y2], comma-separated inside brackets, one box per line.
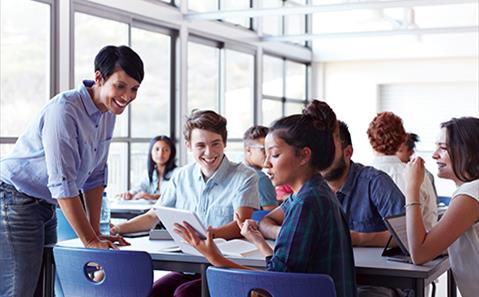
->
[414, 279, 424, 297]
[447, 269, 457, 297]
[200, 264, 210, 297]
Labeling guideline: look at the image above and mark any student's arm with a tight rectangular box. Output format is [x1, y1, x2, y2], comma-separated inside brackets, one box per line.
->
[350, 230, 391, 247]
[210, 207, 254, 240]
[405, 158, 479, 264]
[259, 206, 284, 240]
[111, 209, 159, 235]
[82, 186, 104, 235]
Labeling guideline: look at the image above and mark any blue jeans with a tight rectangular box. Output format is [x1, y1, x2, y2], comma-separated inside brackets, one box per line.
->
[0, 182, 56, 297]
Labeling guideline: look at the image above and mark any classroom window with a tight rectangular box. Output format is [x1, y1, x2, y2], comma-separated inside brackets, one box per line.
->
[224, 49, 255, 139]
[188, 41, 220, 113]
[0, 0, 51, 138]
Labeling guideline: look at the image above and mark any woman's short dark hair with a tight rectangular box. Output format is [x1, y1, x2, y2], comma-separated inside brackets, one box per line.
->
[183, 110, 227, 145]
[147, 135, 177, 183]
[94, 45, 144, 83]
[367, 112, 407, 155]
[269, 100, 337, 171]
[441, 117, 479, 182]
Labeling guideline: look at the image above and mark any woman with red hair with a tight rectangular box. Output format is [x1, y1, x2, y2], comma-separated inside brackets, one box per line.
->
[367, 112, 437, 231]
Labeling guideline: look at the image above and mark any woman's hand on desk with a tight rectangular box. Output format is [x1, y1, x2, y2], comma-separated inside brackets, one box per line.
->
[117, 192, 134, 200]
[98, 234, 130, 247]
[85, 237, 119, 250]
[174, 222, 224, 266]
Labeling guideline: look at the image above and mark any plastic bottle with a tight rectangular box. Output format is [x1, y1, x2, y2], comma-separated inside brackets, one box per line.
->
[100, 192, 111, 235]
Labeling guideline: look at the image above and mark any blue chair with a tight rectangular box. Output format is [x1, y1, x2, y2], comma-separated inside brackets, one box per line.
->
[206, 266, 336, 297]
[438, 196, 452, 206]
[53, 246, 153, 297]
[252, 210, 270, 222]
[56, 208, 78, 242]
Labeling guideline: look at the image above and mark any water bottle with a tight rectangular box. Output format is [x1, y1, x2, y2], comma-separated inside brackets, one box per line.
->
[100, 192, 111, 235]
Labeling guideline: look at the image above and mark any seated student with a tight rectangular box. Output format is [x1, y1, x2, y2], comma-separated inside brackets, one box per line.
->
[243, 125, 278, 210]
[320, 120, 404, 247]
[405, 117, 479, 297]
[111, 110, 259, 297]
[396, 132, 438, 198]
[367, 112, 437, 231]
[175, 99, 357, 297]
[118, 135, 177, 200]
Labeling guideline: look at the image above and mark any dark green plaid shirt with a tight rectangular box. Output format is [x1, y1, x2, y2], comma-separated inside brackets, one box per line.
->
[266, 174, 357, 297]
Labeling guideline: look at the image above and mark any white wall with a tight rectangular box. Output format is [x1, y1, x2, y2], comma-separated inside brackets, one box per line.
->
[313, 57, 479, 195]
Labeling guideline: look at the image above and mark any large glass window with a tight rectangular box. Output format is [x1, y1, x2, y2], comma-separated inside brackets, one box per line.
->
[0, 0, 50, 139]
[131, 27, 172, 138]
[225, 49, 255, 139]
[188, 41, 220, 113]
[262, 54, 308, 125]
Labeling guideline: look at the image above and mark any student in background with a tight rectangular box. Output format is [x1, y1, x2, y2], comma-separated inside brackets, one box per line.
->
[175, 100, 357, 297]
[367, 112, 437, 231]
[405, 117, 479, 297]
[243, 126, 278, 210]
[0, 45, 141, 297]
[321, 120, 405, 297]
[396, 132, 438, 198]
[321, 120, 404, 246]
[118, 135, 177, 201]
[111, 110, 259, 297]
[275, 184, 294, 201]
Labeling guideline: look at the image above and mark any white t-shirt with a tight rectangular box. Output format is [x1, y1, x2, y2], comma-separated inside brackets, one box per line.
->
[371, 155, 438, 231]
[448, 179, 479, 297]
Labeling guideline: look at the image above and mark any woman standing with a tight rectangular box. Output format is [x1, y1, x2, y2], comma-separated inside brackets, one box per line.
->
[405, 117, 479, 297]
[118, 135, 177, 201]
[0, 45, 144, 297]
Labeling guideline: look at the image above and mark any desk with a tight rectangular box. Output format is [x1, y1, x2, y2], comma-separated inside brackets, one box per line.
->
[43, 237, 456, 297]
[110, 200, 153, 219]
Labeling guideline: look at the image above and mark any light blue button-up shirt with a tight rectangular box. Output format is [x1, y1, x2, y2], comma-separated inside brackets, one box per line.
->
[0, 80, 115, 204]
[156, 156, 260, 228]
[130, 168, 177, 196]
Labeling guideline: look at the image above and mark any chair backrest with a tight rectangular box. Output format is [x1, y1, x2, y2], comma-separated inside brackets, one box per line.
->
[53, 246, 153, 297]
[252, 210, 270, 222]
[438, 196, 452, 206]
[206, 267, 336, 297]
[56, 208, 78, 242]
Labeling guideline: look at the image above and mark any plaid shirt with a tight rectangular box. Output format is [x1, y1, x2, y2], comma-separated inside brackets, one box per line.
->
[266, 174, 357, 297]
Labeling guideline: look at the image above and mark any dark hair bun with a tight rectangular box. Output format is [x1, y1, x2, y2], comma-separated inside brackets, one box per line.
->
[303, 100, 337, 132]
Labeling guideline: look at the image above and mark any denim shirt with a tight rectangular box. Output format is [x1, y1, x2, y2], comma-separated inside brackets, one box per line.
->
[253, 167, 277, 208]
[267, 174, 357, 297]
[337, 161, 405, 232]
[156, 156, 259, 227]
[0, 80, 115, 204]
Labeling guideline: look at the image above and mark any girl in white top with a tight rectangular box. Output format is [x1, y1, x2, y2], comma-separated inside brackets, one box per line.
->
[405, 117, 479, 297]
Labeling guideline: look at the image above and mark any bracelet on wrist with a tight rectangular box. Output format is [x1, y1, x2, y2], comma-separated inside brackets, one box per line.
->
[405, 202, 422, 208]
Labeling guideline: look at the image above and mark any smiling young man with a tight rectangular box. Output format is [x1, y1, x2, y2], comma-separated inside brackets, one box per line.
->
[111, 110, 259, 297]
[0, 45, 143, 297]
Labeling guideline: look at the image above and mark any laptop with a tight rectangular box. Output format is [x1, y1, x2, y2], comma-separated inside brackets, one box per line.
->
[382, 213, 413, 263]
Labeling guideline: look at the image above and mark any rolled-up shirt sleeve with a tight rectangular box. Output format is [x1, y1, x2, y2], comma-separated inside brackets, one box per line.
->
[41, 103, 81, 198]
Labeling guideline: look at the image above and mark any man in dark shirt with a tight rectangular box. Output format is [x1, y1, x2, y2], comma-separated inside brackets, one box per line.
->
[320, 121, 405, 247]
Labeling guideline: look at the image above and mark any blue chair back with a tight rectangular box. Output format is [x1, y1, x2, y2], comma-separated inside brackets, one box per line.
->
[56, 208, 78, 242]
[438, 196, 452, 206]
[53, 246, 153, 297]
[206, 267, 336, 297]
[252, 210, 270, 222]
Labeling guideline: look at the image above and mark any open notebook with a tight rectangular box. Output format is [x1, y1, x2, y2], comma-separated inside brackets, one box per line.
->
[154, 206, 258, 257]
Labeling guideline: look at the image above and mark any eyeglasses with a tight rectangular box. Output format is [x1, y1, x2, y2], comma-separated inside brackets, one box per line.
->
[249, 144, 265, 151]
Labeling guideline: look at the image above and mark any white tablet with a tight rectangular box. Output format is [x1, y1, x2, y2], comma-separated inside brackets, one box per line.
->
[153, 206, 208, 255]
